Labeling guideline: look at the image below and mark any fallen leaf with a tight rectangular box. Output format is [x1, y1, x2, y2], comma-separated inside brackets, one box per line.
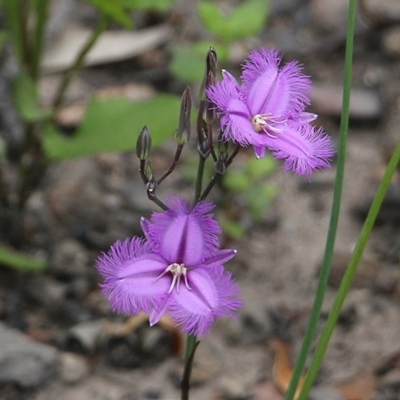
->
[335, 370, 376, 400]
[42, 25, 172, 73]
[269, 337, 305, 399]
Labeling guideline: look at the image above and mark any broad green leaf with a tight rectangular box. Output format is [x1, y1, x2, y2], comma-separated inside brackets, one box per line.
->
[0, 32, 8, 53]
[198, 0, 269, 41]
[247, 183, 277, 220]
[83, 0, 132, 28]
[13, 73, 51, 122]
[224, 170, 250, 192]
[0, 245, 47, 272]
[170, 46, 206, 83]
[247, 155, 277, 179]
[221, 218, 244, 239]
[122, 0, 175, 12]
[2, 0, 24, 62]
[0, 137, 5, 159]
[43, 94, 181, 160]
[170, 42, 228, 83]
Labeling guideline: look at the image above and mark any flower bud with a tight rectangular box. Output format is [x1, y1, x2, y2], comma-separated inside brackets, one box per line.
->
[199, 47, 218, 101]
[203, 71, 216, 124]
[136, 126, 152, 160]
[176, 87, 192, 145]
[144, 161, 155, 183]
[215, 159, 226, 175]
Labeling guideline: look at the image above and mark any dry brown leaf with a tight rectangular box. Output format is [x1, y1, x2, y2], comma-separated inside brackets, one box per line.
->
[269, 337, 305, 400]
[42, 25, 172, 73]
[334, 370, 377, 400]
[253, 380, 284, 400]
[105, 313, 183, 356]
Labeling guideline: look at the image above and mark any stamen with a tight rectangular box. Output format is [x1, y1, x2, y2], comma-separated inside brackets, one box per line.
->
[251, 113, 287, 138]
[155, 262, 192, 294]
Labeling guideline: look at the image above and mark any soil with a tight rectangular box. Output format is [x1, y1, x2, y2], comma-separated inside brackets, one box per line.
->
[1, 1, 400, 400]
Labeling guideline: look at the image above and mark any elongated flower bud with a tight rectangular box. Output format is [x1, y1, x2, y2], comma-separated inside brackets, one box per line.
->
[203, 71, 216, 124]
[136, 126, 152, 160]
[176, 87, 192, 145]
[199, 47, 218, 101]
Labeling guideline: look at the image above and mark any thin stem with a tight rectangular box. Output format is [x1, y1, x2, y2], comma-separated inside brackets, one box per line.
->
[194, 156, 206, 203]
[199, 172, 220, 201]
[284, 1, 356, 398]
[157, 144, 184, 185]
[181, 335, 199, 400]
[51, 15, 108, 114]
[298, 137, 400, 399]
[147, 193, 168, 211]
[32, 0, 50, 81]
[138, 160, 149, 185]
[207, 122, 217, 162]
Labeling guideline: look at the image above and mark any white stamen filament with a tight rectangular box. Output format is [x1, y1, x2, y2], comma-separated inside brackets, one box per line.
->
[154, 263, 192, 294]
[251, 113, 287, 138]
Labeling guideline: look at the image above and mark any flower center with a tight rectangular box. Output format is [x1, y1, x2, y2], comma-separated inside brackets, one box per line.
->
[251, 113, 286, 138]
[155, 263, 192, 294]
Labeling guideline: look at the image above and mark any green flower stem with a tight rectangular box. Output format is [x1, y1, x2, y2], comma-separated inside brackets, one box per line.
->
[181, 334, 199, 400]
[284, 1, 357, 398]
[298, 137, 400, 399]
[32, 0, 50, 81]
[51, 14, 108, 115]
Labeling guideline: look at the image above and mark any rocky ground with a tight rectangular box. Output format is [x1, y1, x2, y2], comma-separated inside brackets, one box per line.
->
[1, 0, 400, 399]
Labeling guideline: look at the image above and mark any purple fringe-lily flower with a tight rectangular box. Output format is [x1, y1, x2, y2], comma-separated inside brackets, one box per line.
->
[96, 197, 242, 335]
[207, 48, 335, 177]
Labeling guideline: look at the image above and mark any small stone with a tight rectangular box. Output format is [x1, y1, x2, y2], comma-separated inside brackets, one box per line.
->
[309, 385, 345, 400]
[59, 352, 89, 384]
[66, 319, 107, 353]
[379, 369, 400, 391]
[382, 26, 400, 57]
[0, 322, 59, 388]
[310, 84, 382, 120]
[217, 376, 250, 400]
[50, 239, 90, 280]
[310, 0, 349, 33]
[361, 0, 400, 23]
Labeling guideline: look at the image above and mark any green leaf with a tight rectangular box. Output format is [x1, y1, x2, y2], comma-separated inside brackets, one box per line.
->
[170, 41, 229, 83]
[221, 218, 244, 239]
[83, 0, 132, 28]
[0, 245, 47, 272]
[0, 31, 8, 53]
[224, 170, 250, 192]
[43, 94, 181, 160]
[2, 0, 25, 63]
[13, 73, 51, 122]
[198, 0, 269, 42]
[247, 183, 277, 220]
[247, 155, 277, 179]
[122, 0, 175, 12]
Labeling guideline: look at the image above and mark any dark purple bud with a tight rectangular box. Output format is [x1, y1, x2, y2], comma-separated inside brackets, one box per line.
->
[217, 136, 229, 157]
[215, 159, 226, 175]
[136, 126, 152, 160]
[199, 47, 218, 101]
[203, 71, 216, 124]
[176, 87, 192, 145]
[197, 130, 210, 158]
[144, 162, 155, 183]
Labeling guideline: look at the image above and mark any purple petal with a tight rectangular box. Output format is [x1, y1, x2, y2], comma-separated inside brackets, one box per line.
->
[201, 249, 237, 269]
[259, 122, 335, 177]
[242, 49, 311, 117]
[168, 266, 242, 335]
[96, 238, 170, 315]
[140, 217, 151, 240]
[146, 197, 221, 266]
[254, 145, 266, 159]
